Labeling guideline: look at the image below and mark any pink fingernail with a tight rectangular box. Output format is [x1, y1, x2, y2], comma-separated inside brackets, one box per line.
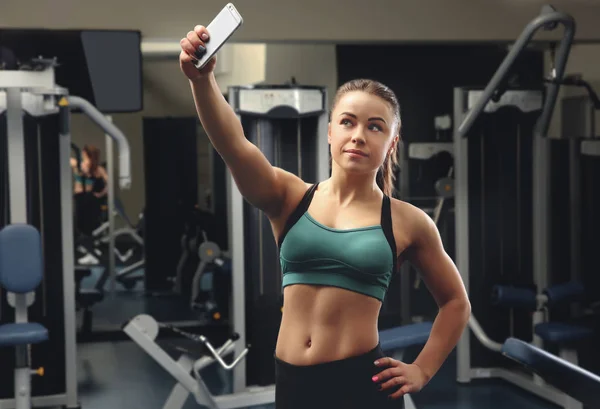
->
[372, 376, 378, 382]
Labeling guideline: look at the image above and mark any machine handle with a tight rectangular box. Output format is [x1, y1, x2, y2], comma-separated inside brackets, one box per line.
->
[67, 95, 132, 189]
[199, 333, 249, 371]
[458, 6, 575, 139]
[159, 323, 249, 370]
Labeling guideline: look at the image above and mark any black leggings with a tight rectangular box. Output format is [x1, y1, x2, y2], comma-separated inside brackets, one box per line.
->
[275, 343, 404, 409]
[74, 192, 102, 236]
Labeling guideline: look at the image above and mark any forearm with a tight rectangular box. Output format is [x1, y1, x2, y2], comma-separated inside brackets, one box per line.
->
[412, 298, 470, 381]
[190, 74, 248, 160]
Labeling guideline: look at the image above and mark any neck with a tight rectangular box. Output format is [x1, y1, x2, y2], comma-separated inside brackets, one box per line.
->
[325, 165, 381, 206]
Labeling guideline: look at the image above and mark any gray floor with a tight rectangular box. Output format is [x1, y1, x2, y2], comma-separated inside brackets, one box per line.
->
[76, 340, 562, 409]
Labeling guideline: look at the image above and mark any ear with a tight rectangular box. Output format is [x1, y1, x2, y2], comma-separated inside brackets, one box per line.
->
[327, 122, 332, 144]
[388, 134, 399, 155]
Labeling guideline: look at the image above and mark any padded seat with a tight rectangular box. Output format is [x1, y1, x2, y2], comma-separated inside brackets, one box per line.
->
[502, 337, 600, 407]
[380, 322, 433, 351]
[534, 322, 594, 344]
[0, 323, 48, 347]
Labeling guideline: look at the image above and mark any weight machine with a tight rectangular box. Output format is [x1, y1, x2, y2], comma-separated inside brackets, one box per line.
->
[0, 59, 131, 408]
[124, 83, 329, 408]
[453, 5, 585, 409]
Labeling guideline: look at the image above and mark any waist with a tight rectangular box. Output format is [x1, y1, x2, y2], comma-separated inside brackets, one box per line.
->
[275, 342, 383, 372]
[276, 285, 381, 365]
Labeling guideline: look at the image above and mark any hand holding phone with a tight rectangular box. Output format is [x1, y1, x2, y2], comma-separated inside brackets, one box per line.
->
[179, 3, 244, 80]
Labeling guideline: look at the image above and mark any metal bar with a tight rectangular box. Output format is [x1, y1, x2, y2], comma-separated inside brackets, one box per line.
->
[569, 138, 581, 284]
[227, 90, 247, 392]
[316, 91, 330, 182]
[534, 16, 576, 139]
[468, 315, 503, 352]
[67, 96, 131, 189]
[6, 88, 27, 224]
[122, 321, 211, 406]
[458, 10, 575, 138]
[57, 97, 80, 408]
[453, 88, 472, 383]
[532, 130, 550, 292]
[105, 118, 116, 295]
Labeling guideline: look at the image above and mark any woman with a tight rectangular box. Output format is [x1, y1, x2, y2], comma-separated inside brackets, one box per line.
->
[71, 145, 108, 265]
[179, 26, 471, 409]
[71, 145, 108, 200]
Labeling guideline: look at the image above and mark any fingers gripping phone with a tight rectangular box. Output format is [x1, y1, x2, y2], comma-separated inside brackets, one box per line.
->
[194, 3, 244, 70]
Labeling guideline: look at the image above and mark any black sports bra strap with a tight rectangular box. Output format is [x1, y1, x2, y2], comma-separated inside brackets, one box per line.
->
[381, 195, 398, 273]
[277, 183, 319, 248]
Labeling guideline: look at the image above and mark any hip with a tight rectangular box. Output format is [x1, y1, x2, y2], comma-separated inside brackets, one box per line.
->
[274, 343, 403, 409]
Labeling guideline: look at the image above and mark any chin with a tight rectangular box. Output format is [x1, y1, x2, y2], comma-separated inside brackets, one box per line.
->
[334, 159, 376, 175]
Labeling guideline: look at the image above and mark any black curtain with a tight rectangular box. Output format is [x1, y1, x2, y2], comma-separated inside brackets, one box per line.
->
[143, 117, 198, 293]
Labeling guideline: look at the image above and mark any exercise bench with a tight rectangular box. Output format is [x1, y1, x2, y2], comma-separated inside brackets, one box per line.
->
[0, 224, 48, 409]
[502, 337, 600, 409]
[379, 321, 433, 409]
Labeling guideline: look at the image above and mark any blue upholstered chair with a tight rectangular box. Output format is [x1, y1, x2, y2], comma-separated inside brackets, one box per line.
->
[0, 224, 48, 409]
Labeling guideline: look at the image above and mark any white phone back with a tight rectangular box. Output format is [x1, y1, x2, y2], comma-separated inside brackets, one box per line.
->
[194, 3, 243, 69]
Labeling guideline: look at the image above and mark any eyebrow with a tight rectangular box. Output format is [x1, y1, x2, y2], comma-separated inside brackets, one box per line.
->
[340, 112, 387, 124]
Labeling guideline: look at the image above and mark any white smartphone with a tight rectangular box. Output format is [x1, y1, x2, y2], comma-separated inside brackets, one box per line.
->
[194, 3, 244, 70]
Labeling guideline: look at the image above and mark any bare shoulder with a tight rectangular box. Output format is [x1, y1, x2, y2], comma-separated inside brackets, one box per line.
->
[272, 167, 312, 218]
[389, 197, 439, 248]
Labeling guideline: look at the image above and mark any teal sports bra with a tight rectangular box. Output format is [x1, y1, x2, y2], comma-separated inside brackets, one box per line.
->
[278, 183, 398, 302]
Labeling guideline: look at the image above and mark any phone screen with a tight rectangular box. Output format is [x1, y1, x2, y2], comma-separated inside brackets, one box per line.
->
[194, 4, 243, 69]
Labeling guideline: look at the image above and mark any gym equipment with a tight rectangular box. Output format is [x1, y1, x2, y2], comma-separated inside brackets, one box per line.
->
[104, 199, 145, 289]
[454, 5, 578, 409]
[0, 57, 131, 408]
[560, 92, 600, 310]
[0, 224, 48, 409]
[123, 314, 273, 409]
[74, 267, 105, 335]
[124, 315, 434, 409]
[0, 29, 142, 113]
[492, 282, 594, 367]
[174, 207, 223, 297]
[190, 233, 232, 323]
[502, 338, 600, 408]
[227, 84, 329, 392]
[395, 140, 454, 325]
[379, 322, 433, 409]
[76, 198, 144, 267]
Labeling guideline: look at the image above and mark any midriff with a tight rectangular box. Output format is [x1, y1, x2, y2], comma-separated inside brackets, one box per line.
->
[275, 284, 382, 366]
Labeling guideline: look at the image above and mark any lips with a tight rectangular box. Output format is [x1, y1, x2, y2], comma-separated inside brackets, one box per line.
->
[344, 149, 368, 157]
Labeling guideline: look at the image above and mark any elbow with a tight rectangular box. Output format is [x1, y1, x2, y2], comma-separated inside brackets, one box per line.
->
[458, 297, 471, 327]
[441, 296, 471, 326]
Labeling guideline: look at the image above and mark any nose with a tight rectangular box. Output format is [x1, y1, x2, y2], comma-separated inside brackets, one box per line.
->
[351, 130, 366, 145]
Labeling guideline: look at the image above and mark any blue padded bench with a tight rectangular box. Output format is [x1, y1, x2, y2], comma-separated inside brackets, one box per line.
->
[379, 322, 433, 409]
[0, 224, 48, 409]
[535, 322, 594, 345]
[502, 337, 600, 408]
